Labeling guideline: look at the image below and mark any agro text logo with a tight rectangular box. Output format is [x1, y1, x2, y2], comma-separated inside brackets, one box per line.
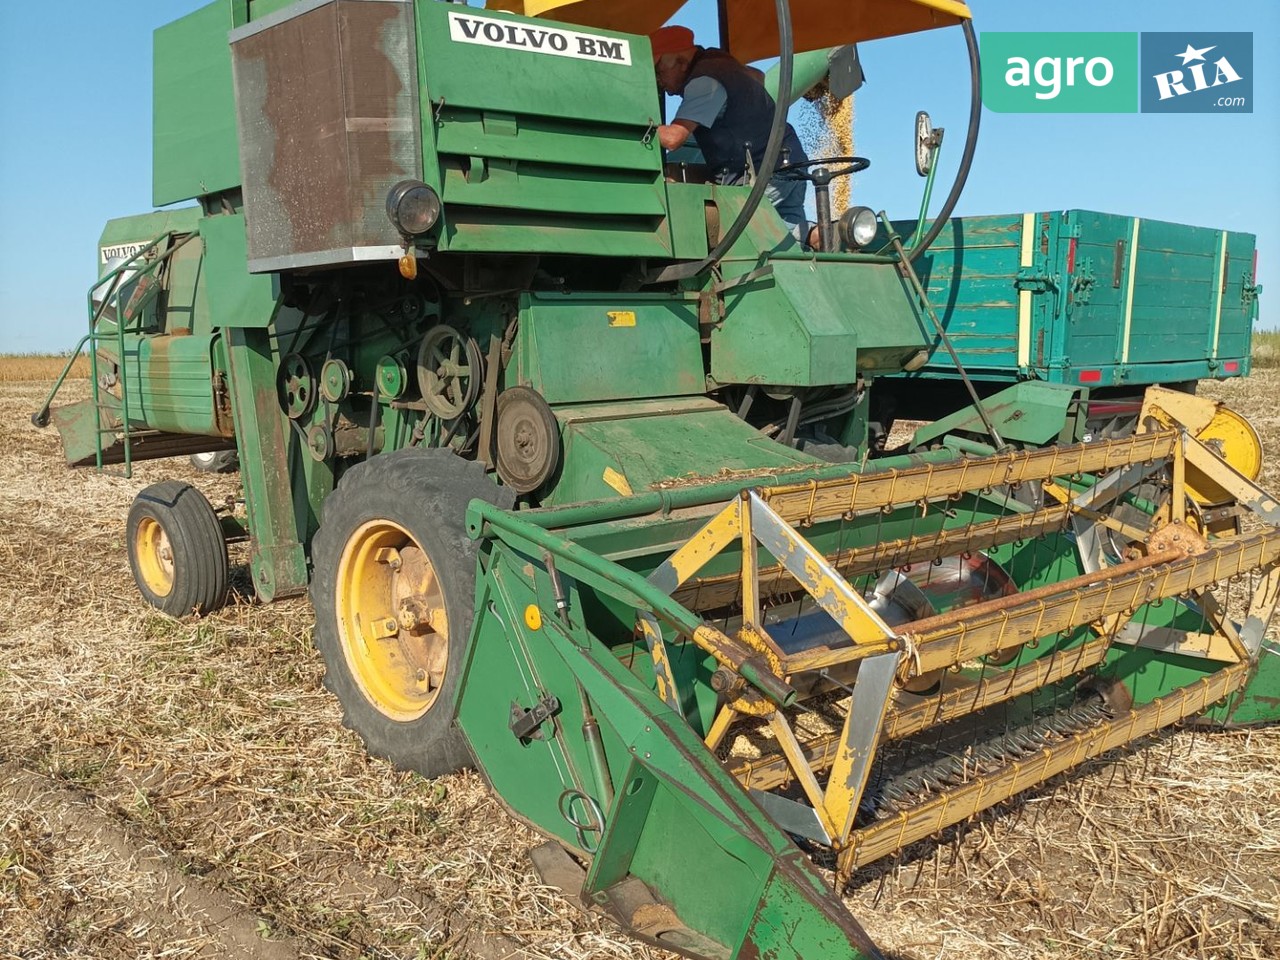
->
[1141, 33, 1252, 112]
[981, 33, 1138, 113]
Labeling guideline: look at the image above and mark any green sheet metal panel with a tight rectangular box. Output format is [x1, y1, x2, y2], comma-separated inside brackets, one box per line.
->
[513, 294, 704, 404]
[415, 4, 658, 124]
[438, 162, 666, 216]
[201, 214, 280, 329]
[664, 183, 713, 261]
[50, 395, 122, 468]
[911, 381, 1084, 451]
[792, 260, 929, 354]
[164, 230, 211, 336]
[121, 333, 221, 435]
[712, 260, 926, 387]
[433, 108, 657, 173]
[97, 209, 203, 274]
[547, 399, 817, 505]
[415, 3, 673, 257]
[713, 188, 799, 261]
[153, 1, 242, 207]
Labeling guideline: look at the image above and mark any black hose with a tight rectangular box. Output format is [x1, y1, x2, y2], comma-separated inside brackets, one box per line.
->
[646, 0, 793, 285]
[909, 18, 981, 262]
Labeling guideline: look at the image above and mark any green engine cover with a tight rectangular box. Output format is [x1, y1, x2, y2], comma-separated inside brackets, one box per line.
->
[712, 259, 928, 386]
[511, 294, 705, 404]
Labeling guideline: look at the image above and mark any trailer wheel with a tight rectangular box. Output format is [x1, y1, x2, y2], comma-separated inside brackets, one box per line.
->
[310, 450, 514, 777]
[126, 482, 230, 616]
[190, 450, 240, 474]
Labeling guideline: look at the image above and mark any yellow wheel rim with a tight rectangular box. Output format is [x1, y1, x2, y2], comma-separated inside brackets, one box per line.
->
[1187, 407, 1264, 505]
[335, 520, 449, 722]
[134, 516, 175, 598]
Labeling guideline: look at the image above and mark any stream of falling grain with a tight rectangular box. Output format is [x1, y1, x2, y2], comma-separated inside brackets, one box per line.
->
[798, 90, 855, 215]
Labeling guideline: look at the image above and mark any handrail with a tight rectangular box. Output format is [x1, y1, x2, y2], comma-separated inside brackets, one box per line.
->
[31, 229, 201, 478]
[30, 333, 97, 428]
[97, 231, 194, 474]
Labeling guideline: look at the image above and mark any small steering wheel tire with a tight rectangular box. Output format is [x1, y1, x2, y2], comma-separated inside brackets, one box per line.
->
[126, 481, 230, 616]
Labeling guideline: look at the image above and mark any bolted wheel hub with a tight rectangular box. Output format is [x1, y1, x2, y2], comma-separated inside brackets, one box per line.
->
[335, 521, 450, 721]
[133, 516, 175, 598]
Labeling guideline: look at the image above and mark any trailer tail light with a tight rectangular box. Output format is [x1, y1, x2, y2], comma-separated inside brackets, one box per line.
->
[1224, 360, 1240, 373]
[1067, 237, 1078, 275]
[1079, 369, 1102, 383]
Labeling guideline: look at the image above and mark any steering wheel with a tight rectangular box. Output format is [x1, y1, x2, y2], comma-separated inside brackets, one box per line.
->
[774, 156, 870, 186]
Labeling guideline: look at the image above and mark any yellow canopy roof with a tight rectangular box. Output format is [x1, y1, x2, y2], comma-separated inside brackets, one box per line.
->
[484, 0, 971, 62]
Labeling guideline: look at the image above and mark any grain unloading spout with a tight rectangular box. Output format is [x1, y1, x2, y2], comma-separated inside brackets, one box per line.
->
[459, 386, 1280, 958]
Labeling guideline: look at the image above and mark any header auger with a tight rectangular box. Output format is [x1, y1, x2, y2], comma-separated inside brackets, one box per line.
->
[32, 0, 1275, 956]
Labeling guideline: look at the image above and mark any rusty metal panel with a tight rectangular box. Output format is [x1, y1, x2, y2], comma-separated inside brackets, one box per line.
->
[231, 0, 421, 272]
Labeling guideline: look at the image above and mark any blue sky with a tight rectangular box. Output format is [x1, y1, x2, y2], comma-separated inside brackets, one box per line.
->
[0, 0, 1276, 352]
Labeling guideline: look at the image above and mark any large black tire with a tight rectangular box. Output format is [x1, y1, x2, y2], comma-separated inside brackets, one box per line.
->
[126, 481, 230, 616]
[190, 450, 240, 474]
[310, 450, 514, 777]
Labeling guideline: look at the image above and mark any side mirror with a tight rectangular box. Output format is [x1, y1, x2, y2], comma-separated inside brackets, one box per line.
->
[916, 111, 944, 177]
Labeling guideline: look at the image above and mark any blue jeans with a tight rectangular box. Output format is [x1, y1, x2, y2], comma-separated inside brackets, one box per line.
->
[765, 176, 812, 247]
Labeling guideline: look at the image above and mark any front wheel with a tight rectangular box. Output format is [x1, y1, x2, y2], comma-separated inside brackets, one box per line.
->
[126, 482, 230, 616]
[309, 450, 514, 777]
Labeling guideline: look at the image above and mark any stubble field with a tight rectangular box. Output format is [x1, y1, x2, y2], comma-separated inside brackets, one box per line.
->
[1, 365, 1278, 960]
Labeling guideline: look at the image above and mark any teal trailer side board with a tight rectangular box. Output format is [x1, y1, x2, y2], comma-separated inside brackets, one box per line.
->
[899, 210, 1259, 389]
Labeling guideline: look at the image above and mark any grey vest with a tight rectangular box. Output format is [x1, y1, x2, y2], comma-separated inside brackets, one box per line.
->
[685, 48, 806, 184]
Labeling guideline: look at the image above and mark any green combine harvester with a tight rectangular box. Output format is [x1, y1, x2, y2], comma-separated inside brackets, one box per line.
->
[34, 1, 1279, 957]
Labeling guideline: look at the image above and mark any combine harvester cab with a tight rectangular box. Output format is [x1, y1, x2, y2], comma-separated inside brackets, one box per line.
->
[29, 0, 1280, 956]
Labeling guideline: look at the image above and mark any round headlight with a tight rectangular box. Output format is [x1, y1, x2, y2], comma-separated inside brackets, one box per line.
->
[386, 180, 441, 237]
[838, 206, 879, 250]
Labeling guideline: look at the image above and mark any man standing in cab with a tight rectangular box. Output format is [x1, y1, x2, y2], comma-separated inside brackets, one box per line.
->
[651, 25, 819, 249]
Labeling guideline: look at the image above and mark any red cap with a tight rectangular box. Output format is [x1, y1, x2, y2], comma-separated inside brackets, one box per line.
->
[650, 25, 695, 60]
